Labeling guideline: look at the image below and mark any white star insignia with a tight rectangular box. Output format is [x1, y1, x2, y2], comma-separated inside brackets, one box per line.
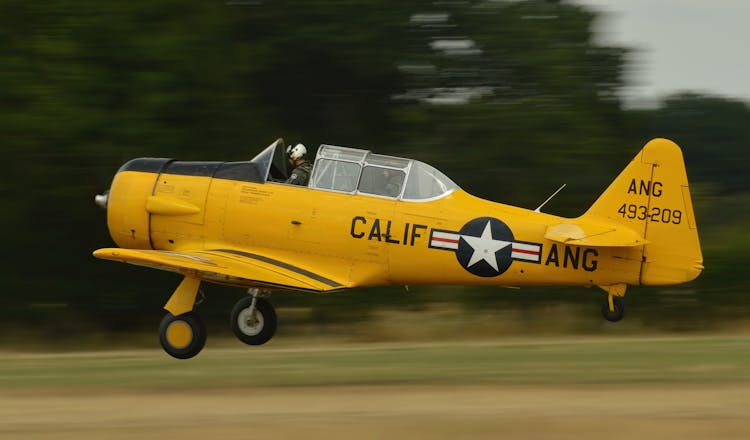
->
[461, 220, 511, 271]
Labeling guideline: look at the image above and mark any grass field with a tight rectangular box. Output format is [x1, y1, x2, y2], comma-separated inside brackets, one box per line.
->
[1, 336, 749, 439]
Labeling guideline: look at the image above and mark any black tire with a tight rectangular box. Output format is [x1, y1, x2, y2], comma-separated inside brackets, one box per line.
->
[159, 311, 207, 359]
[230, 296, 277, 346]
[601, 297, 625, 322]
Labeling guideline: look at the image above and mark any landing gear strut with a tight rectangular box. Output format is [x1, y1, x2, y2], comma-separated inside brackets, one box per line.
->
[599, 284, 626, 322]
[158, 278, 279, 359]
[230, 288, 277, 346]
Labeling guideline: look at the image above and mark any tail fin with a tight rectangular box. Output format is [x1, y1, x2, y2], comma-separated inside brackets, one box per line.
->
[584, 138, 703, 285]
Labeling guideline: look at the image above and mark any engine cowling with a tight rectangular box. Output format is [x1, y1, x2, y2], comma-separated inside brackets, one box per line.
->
[105, 158, 172, 249]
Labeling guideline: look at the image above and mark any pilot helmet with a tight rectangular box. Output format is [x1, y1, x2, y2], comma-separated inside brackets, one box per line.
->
[286, 143, 307, 160]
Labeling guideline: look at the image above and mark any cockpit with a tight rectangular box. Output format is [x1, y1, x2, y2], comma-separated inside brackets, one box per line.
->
[251, 138, 458, 201]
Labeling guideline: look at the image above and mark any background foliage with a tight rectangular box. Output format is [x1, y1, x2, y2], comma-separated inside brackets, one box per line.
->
[1, 0, 748, 340]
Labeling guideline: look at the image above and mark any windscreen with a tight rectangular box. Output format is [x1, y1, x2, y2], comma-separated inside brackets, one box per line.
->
[250, 139, 284, 182]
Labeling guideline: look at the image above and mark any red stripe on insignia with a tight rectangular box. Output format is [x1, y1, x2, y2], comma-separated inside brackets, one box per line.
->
[432, 237, 459, 244]
[512, 248, 539, 255]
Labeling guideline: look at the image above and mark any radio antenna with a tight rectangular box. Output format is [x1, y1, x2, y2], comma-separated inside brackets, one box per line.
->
[534, 184, 566, 213]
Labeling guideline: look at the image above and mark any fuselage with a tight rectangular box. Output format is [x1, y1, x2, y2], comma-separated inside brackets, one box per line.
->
[105, 158, 643, 290]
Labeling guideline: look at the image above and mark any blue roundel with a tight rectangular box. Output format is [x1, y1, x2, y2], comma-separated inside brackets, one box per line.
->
[456, 217, 515, 277]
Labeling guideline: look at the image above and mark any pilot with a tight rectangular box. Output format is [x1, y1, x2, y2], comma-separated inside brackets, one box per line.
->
[285, 143, 313, 186]
[382, 168, 403, 197]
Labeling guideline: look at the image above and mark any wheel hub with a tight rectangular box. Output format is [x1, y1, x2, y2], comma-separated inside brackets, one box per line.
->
[238, 308, 264, 336]
[165, 320, 193, 349]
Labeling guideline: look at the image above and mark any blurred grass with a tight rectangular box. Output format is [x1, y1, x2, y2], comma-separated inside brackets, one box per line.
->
[1, 336, 749, 393]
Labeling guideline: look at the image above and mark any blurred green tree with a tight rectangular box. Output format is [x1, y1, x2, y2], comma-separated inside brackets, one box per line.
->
[632, 93, 750, 194]
[391, 0, 630, 213]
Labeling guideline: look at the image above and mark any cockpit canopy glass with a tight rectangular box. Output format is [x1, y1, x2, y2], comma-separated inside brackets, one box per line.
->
[310, 144, 458, 201]
[311, 159, 361, 192]
[358, 165, 406, 198]
[316, 144, 367, 162]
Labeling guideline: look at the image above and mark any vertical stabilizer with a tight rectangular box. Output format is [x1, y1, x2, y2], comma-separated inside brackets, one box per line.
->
[584, 138, 703, 285]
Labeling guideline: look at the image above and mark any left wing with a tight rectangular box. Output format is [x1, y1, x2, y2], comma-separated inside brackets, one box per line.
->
[93, 248, 348, 292]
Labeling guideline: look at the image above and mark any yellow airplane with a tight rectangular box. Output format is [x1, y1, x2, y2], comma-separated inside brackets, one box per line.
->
[94, 138, 703, 359]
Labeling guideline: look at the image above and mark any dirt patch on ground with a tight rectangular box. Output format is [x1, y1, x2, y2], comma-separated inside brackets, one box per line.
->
[2, 384, 749, 440]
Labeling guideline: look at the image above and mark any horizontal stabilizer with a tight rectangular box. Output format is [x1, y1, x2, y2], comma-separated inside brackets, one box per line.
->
[544, 220, 648, 247]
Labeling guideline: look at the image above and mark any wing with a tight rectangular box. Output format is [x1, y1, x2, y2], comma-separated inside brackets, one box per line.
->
[93, 247, 348, 292]
[544, 219, 649, 247]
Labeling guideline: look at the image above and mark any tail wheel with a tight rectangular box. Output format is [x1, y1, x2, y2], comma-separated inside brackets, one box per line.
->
[159, 311, 206, 359]
[230, 296, 277, 346]
[601, 297, 625, 322]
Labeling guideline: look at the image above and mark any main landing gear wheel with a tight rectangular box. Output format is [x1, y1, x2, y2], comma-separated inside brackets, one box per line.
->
[230, 295, 277, 346]
[159, 311, 207, 359]
[601, 297, 625, 322]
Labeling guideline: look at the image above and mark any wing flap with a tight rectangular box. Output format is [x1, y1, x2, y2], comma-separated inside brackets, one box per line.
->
[544, 221, 648, 247]
[93, 248, 347, 292]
